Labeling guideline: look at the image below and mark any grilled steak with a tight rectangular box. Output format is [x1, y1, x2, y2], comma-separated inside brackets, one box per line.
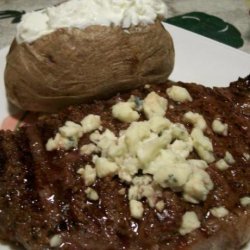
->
[0, 77, 249, 250]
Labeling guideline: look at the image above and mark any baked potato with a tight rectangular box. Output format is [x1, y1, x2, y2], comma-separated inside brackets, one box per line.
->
[5, 20, 175, 112]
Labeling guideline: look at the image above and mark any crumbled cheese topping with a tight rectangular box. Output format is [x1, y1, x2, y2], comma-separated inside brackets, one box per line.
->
[168, 139, 193, 158]
[112, 101, 140, 123]
[179, 211, 200, 235]
[191, 128, 215, 163]
[210, 206, 229, 218]
[85, 187, 99, 201]
[166, 86, 193, 103]
[50, 234, 63, 248]
[118, 188, 126, 195]
[59, 121, 83, 138]
[215, 159, 230, 171]
[77, 165, 97, 186]
[212, 119, 228, 136]
[155, 200, 165, 212]
[183, 111, 207, 131]
[215, 151, 235, 171]
[224, 151, 235, 164]
[80, 143, 99, 155]
[187, 159, 208, 170]
[153, 158, 191, 189]
[95, 157, 119, 178]
[46, 132, 78, 151]
[149, 116, 171, 134]
[240, 196, 250, 207]
[46, 89, 217, 219]
[81, 115, 101, 133]
[128, 175, 162, 208]
[129, 200, 144, 219]
[90, 129, 117, 156]
[143, 92, 168, 118]
[46, 115, 101, 151]
[183, 167, 214, 203]
[243, 152, 250, 161]
[137, 135, 166, 165]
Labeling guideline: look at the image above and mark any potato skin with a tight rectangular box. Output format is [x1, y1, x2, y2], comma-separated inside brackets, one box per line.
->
[5, 21, 175, 112]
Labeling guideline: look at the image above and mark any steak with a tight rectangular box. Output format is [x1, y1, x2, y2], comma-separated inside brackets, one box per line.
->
[0, 76, 249, 250]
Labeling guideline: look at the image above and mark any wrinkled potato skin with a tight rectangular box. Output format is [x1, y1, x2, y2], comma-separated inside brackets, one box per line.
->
[5, 21, 175, 112]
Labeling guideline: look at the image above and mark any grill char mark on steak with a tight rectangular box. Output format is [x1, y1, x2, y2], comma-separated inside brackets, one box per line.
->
[0, 77, 249, 250]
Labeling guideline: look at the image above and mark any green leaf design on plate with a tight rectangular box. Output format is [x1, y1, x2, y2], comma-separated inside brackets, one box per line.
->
[165, 12, 244, 48]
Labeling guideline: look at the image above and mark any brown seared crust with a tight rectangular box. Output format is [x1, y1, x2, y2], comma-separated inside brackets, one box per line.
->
[4, 21, 175, 112]
[0, 77, 249, 249]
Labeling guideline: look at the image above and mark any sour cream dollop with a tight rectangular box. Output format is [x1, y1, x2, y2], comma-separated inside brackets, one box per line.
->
[16, 0, 168, 43]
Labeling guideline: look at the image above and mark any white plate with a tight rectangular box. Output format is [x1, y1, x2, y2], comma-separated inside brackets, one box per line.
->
[0, 23, 250, 249]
